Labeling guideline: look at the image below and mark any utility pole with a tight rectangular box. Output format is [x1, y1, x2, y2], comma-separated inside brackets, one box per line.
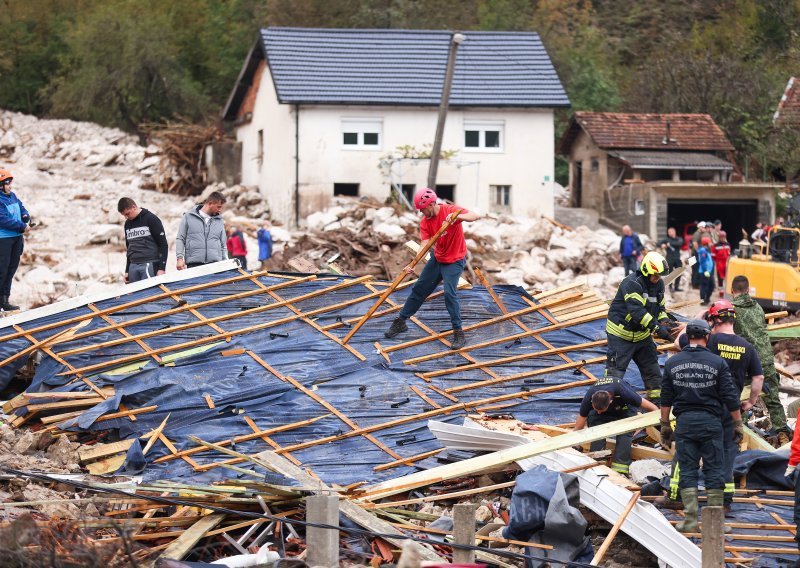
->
[427, 32, 465, 190]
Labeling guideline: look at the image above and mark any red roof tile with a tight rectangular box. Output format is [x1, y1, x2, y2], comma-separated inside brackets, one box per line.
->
[774, 77, 800, 126]
[557, 112, 734, 154]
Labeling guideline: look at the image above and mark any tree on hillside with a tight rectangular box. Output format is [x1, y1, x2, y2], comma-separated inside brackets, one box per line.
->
[48, 1, 208, 139]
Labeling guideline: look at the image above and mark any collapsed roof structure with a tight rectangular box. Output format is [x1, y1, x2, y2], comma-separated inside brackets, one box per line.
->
[0, 260, 798, 566]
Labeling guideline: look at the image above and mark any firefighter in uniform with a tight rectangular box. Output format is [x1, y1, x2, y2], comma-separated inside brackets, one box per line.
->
[658, 300, 764, 511]
[605, 251, 675, 402]
[660, 319, 744, 532]
[574, 377, 658, 475]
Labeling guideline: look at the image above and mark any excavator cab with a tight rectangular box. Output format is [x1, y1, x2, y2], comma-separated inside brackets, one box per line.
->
[727, 225, 800, 312]
[767, 227, 800, 266]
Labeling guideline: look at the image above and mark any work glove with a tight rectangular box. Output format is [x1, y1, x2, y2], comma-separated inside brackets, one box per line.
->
[785, 464, 797, 479]
[659, 420, 674, 450]
[732, 419, 744, 445]
[654, 325, 672, 341]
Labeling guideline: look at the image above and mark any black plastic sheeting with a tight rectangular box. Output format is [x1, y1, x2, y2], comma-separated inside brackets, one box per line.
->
[0, 269, 648, 486]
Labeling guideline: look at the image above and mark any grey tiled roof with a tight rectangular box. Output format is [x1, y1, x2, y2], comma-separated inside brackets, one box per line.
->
[609, 150, 734, 170]
[259, 28, 569, 107]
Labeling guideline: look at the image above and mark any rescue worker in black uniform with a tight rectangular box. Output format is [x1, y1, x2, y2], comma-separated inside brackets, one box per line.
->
[574, 377, 658, 475]
[658, 300, 764, 512]
[660, 319, 744, 532]
[605, 251, 676, 402]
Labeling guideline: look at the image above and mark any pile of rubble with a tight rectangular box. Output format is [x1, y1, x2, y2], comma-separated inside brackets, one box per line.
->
[268, 196, 631, 295]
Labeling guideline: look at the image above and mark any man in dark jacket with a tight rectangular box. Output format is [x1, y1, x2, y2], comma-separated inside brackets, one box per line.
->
[660, 319, 743, 533]
[176, 192, 227, 269]
[118, 197, 168, 283]
[619, 225, 643, 276]
[574, 376, 658, 475]
[658, 227, 684, 292]
[605, 251, 675, 402]
[0, 169, 29, 311]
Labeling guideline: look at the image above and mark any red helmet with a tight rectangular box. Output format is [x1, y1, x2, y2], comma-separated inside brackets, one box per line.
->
[718, 230, 727, 240]
[0, 169, 12, 184]
[708, 299, 736, 319]
[413, 187, 437, 210]
[701, 236, 711, 245]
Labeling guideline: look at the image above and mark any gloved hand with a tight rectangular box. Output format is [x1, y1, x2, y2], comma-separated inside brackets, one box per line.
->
[654, 325, 672, 341]
[732, 419, 744, 445]
[659, 419, 674, 450]
[785, 464, 797, 479]
[703, 271, 711, 278]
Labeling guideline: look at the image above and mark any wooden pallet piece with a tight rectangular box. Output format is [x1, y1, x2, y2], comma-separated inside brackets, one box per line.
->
[160, 514, 226, 561]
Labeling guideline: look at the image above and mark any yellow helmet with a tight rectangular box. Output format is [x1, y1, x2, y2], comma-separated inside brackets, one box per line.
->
[640, 251, 668, 276]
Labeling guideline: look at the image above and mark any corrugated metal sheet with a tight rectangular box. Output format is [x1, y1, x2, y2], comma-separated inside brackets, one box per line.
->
[609, 150, 734, 170]
[260, 28, 570, 107]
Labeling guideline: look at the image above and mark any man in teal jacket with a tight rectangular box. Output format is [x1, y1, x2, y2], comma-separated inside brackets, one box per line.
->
[0, 169, 29, 311]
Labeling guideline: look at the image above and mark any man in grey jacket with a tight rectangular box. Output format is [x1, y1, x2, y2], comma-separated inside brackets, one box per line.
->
[176, 192, 227, 270]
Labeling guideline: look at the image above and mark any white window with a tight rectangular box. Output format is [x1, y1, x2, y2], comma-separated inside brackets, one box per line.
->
[464, 120, 504, 152]
[341, 119, 382, 149]
[491, 185, 511, 212]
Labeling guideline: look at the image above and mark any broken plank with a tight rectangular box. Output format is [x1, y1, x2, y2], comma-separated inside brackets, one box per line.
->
[160, 514, 226, 560]
[255, 450, 446, 562]
[78, 439, 136, 463]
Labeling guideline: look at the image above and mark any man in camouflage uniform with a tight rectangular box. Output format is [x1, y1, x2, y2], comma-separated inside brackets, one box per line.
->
[731, 275, 791, 446]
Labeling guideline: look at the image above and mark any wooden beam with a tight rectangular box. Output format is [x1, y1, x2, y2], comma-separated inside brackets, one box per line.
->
[360, 411, 661, 501]
[591, 492, 639, 565]
[160, 514, 226, 560]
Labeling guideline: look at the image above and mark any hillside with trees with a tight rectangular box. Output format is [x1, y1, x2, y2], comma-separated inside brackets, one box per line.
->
[2, 0, 798, 180]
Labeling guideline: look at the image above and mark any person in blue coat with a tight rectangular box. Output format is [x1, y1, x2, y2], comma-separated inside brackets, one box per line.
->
[257, 221, 273, 270]
[0, 169, 29, 311]
[697, 236, 715, 306]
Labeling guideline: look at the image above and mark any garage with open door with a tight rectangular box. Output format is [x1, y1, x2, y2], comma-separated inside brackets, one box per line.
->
[667, 199, 759, 248]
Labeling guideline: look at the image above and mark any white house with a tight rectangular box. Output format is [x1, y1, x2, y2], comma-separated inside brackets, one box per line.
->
[222, 28, 569, 227]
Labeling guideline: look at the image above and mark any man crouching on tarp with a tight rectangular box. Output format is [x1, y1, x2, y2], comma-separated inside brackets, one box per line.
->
[573, 377, 657, 476]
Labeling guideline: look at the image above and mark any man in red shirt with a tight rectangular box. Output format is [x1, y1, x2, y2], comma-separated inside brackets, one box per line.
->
[384, 187, 479, 349]
[711, 230, 731, 289]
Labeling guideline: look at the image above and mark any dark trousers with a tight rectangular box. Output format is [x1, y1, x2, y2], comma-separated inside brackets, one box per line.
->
[605, 334, 662, 400]
[622, 256, 637, 276]
[667, 257, 682, 291]
[234, 255, 247, 270]
[675, 410, 725, 491]
[588, 408, 634, 474]
[128, 262, 157, 283]
[699, 273, 714, 303]
[667, 407, 737, 503]
[794, 470, 800, 548]
[400, 256, 465, 330]
[0, 235, 23, 296]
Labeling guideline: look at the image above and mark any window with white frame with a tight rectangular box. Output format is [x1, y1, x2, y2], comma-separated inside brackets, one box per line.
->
[491, 185, 511, 212]
[341, 119, 382, 149]
[464, 121, 503, 151]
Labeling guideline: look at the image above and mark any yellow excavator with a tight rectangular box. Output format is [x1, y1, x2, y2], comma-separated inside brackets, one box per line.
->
[726, 226, 800, 312]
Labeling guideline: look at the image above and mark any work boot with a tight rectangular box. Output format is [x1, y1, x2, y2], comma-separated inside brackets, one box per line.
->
[384, 317, 408, 339]
[450, 329, 466, 350]
[0, 295, 18, 311]
[707, 489, 732, 533]
[778, 431, 792, 447]
[676, 488, 698, 533]
[654, 495, 684, 510]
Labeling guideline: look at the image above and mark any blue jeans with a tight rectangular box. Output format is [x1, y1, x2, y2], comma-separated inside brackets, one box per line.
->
[400, 256, 465, 329]
[675, 410, 725, 491]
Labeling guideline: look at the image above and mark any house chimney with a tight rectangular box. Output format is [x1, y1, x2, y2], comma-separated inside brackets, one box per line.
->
[662, 121, 672, 145]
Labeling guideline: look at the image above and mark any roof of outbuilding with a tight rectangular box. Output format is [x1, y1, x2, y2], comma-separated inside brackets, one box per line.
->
[774, 77, 800, 126]
[223, 28, 569, 119]
[608, 150, 734, 170]
[557, 112, 735, 155]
